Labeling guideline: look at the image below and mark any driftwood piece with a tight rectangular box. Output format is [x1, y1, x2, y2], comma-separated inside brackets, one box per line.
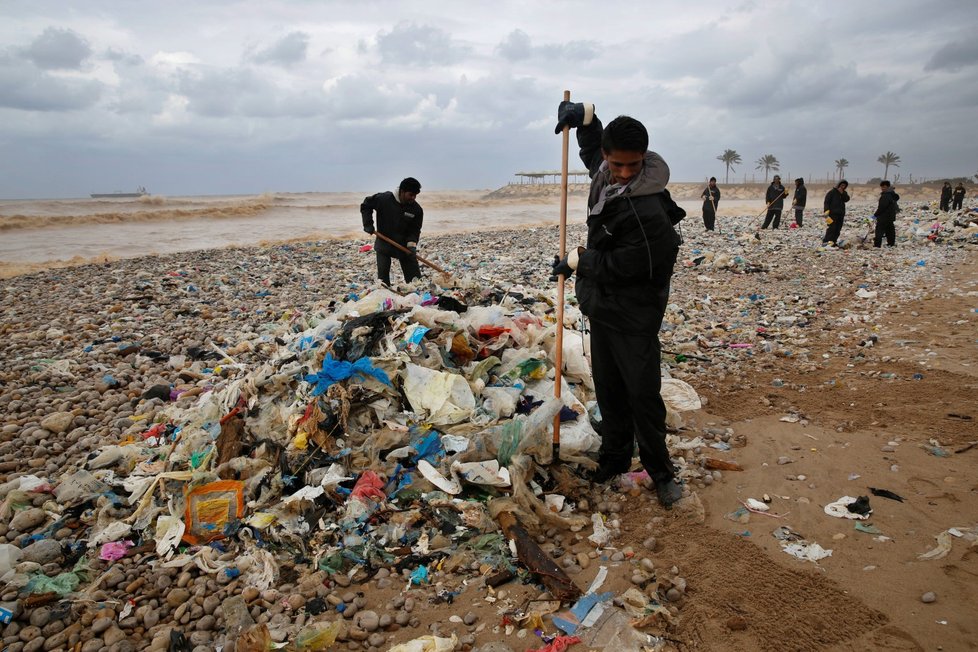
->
[495, 510, 581, 601]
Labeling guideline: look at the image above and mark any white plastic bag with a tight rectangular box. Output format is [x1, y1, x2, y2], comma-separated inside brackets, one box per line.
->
[401, 363, 475, 425]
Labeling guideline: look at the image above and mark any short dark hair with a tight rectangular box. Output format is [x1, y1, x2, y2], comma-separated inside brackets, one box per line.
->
[601, 115, 648, 154]
[880, 180, 891, 187]
[399, 177, 421, 194]
[709, 177, 717, 182]
[838, 179, 849, 187]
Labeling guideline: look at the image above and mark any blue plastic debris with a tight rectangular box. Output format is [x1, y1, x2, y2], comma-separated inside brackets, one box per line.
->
[410, 566, 429, 585]
[304, 354, 391, 396]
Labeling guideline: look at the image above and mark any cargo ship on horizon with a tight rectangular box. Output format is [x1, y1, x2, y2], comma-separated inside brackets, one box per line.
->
[90, 186, 148, 199]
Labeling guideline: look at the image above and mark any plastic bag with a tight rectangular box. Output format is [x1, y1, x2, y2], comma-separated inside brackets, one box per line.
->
[295, 621, 343, 650]
[0, 544, 22, 582]
[155, 513, 185, 559]
[99, 541, 133, 561]
[401, 363, 475, 425]
[388, 634, 457, 652]
[182, 480, 244, 545]
[236, 623, 272, 652]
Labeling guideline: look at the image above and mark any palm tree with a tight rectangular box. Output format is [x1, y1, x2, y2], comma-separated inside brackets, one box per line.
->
[716, 149, 742, 184]
[834, 158, 849, 180]
[755, 154, 780, 183]
[877, 151, 900, 180]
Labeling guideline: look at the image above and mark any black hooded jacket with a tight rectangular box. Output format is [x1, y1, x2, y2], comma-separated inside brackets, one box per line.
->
[572, 117, 682, 335]
[823, 187, 850, 217]
[766, 182, 786, 209]
[793, 184, 807, 208]
[874, 188, 900, 222]
[360, 191, 423, 258]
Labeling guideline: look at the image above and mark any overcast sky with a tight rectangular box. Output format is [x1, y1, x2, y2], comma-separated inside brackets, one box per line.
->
[2, 0, 976, 199]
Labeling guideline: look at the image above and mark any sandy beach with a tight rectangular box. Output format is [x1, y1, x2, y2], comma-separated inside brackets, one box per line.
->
[0, 187, 976, 652]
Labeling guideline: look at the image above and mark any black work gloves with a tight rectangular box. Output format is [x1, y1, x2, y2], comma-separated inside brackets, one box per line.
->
[554, 101, 594, 134]
[364, 225, 375, 235]
[550, 254, 574, 281]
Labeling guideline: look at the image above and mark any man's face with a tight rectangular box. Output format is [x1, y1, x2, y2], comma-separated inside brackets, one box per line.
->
[602, 150, 645, 185]
[838, 183, 848, 192]
[773, 177, 781, 185]
[399, 190, 418, 203]
[709, 180, 716, 188]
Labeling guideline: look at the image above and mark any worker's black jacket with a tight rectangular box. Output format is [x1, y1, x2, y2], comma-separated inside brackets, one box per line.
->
[573, 117, 682, 335]
[793, 184, 807, 208]
[360, 191, 423, 258]
[766, 182, 786, 209]
[874, 188, 900, 222]
[823, 188, 850, 217]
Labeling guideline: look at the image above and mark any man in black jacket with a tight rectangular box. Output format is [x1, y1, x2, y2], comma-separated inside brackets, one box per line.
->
[552, 101, 684, 508]
[762, 175, 786, 229]
[791, 177, 807, 227]
[361, 177, 423, 286]
[939, 182, 952, 212]
[873, 180, 900, 248]
[952, 183, 966, 211]
[822, 179, 850, 245]
[701, 177, 720, 231]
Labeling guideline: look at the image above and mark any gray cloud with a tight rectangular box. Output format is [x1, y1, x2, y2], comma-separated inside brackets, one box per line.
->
[0, 54, 102, 111]
[496, 30, 532, 61]
[177, 66, 325, 118]
[496, 30, 599, 63]
[24, 27, 93, 70]
[376, 22, 470, 66]
[3, 0, 978, 199]
[322, 74, 418, 122]
[104, 48, 144, 66]
[924, 38, 978, 72]
[250, 31, 309, 67]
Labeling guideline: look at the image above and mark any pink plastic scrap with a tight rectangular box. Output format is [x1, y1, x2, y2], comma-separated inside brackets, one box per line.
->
[350, 471, 387, 502]
[99, 540, 134, 561]
[359, 244, 373, 252]
[528, 635, 582, 652]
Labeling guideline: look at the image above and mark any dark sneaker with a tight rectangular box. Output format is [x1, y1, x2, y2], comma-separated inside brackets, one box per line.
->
[655, 478, 683, 509]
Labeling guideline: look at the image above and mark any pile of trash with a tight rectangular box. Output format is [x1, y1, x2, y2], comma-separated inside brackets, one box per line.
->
[0, 276, 705, 651]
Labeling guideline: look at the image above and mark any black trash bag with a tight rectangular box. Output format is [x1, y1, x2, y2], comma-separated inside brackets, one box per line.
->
[847, 495, 872, 516]
[168, 630, 192, 652]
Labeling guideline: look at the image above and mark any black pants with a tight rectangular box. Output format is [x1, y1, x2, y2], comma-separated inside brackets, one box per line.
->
[589, 319, 676, 484]
[376, 251, 421, 285]
[762, 209, 782, 229]
[952, 198, 963, 210]
[702, 204, 716, 231]
[940, 199, 950, 212]
[873, 218, 895, 247]
[794, 207, 804, 226]
[823, 214, 845, 243]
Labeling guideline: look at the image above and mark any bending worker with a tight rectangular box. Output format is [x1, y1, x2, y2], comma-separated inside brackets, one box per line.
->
[361, 177, 424, 286]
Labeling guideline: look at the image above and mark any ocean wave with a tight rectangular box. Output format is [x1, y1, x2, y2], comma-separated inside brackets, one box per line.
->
[0, 198, 275, 232]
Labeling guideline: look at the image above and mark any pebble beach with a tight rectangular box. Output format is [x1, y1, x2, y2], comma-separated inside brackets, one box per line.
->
[1, 187, 977, 651]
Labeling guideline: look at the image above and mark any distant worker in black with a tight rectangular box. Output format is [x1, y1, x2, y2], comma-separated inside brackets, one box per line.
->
[791, 177, 807, 227]
[361, 177, 424, 286]
[822, 179, 850, 246]
[952, 183, 966, 211]
[762, 175, 786, 229]
[939, 181, 952, 212]
[872, 180, 900, 248]
[701, 177, 720, 231]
